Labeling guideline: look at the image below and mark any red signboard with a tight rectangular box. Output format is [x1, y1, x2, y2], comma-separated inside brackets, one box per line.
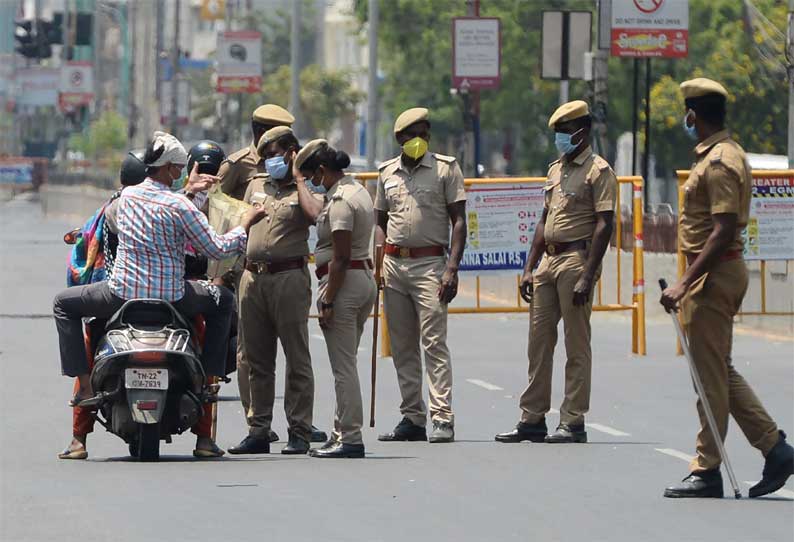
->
[610, 0, 689, 58]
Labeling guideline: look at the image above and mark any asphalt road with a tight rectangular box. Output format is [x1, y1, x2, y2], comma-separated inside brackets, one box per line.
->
[2, 196, 793, 542]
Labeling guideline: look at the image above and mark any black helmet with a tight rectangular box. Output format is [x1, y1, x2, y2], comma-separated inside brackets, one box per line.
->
[120, 149, 147, 186]
[187, 140, 226, 176]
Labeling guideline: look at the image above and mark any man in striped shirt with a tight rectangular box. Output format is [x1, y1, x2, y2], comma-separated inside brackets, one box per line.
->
[54, 131, 266, 459]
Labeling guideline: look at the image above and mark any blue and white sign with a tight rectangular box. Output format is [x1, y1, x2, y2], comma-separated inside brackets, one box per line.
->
[460, 183, 545, 272]
[0, 160, 34, 185]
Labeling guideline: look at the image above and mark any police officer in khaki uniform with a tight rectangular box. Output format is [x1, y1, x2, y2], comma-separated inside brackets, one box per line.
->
[495, 100, 616, 445]
[228, 126, 317, 455]
[374, 107, 467, 444]
[293, 139, 377, 458]
[218, 104, 295, 200]
[661, 78, 793, 498]
[216, 104, 294, 442]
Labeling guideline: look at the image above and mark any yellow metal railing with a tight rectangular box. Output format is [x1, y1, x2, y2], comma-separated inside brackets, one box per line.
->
[340, 174, 648, 356]
[676, 170, 794, 317]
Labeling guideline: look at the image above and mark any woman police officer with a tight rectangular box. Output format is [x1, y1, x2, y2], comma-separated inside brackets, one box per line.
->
[293, 139, 377, 458]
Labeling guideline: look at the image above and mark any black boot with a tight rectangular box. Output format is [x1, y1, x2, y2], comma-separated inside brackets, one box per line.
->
[749, 431, 794, 498]
[309, 441, 365, 458]
[664, 469, 724, 498]
[378, 417, 427, 442]
[281, 433, 310, 455]
[545, 423, 587, 443]
[310, 425, 329, 443]
[495, 420, 548, 443]
[228, 435, 270, 455]
[268, 430, 280, 443]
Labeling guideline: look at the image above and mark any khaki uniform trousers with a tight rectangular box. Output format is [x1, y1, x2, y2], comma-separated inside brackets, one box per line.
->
[238, 267, 314, 442]
[682, 258, 779, 472]
[520, 250, 597, 426]
[319, 269, 377, 445]
[383, 255, 453, 426]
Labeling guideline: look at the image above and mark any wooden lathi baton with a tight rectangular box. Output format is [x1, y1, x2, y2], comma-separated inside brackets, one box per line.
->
[370, 244, 384, 428]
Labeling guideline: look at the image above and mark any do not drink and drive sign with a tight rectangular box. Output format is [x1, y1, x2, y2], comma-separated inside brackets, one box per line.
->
[611, 0, 689, 58]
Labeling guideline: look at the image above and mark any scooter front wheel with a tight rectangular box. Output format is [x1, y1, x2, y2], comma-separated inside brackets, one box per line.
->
[135, 423, 160, 462]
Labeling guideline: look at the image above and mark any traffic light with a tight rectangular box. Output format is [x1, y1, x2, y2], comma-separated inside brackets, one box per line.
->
[14, 20, 36, 58]
[51, 12, 93, 46]
[14, 19, 53, 59]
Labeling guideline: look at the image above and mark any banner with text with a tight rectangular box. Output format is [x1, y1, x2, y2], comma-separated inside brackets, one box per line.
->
[461, 183, 545, 272]
[744, 174, 794, 260]
[611, 0, 689, 58]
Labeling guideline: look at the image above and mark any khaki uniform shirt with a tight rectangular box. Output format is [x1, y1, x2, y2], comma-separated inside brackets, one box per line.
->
[374, 152, 466, 248]
[679, 130, 750, 254]
[219, 143, 265, 201]
[543, 147, 617, 244]
[243, 175, 311, 262]
[315, 176, 374, 268]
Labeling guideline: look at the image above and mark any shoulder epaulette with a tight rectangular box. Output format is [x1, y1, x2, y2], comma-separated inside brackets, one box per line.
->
[433, 153, 457, 164]
[226, 147, 250, 164]
[593, 155, 611, 171]
[378, 156, 400, 171]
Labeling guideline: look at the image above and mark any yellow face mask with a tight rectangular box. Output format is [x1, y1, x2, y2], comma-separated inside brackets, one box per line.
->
[402, 137, 428, 160]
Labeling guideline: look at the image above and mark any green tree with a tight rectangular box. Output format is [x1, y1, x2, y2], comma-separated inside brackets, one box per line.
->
[68, 110, 128, 158]
[355, 0, 787, 179]
[261, 64, 365, 137]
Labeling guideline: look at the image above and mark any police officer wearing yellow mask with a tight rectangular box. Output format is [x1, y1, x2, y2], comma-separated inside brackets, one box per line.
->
[375, 107, 467, 444]
[661, 78, 793, 498]
[495, 100, 616, 445]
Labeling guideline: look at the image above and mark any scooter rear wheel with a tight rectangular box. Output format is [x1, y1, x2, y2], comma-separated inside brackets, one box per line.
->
[136, 423, 160, 462]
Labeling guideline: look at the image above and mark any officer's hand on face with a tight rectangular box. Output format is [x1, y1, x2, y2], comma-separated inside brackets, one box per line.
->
[317, 299, 333, 330]
[572, 274, 594, 306]
[660, 281, 687, 313]
[186, 163, 220, 195]
[437, 267, 459, 304]
[519, 270, 534, 303]
[242, 204, 267, 232]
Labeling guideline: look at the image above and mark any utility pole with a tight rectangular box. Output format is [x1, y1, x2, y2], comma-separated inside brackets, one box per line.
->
[366, 0, 378, 169]
[466, 0, 481, 177]
[786, 0, 794, 169]
[169, 0, 181, 136]
[127, 0, 136, 145]
[289, 0, 303, 138]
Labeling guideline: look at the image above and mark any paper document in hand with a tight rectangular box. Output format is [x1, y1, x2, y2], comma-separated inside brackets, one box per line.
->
[206, 185, 251, 278]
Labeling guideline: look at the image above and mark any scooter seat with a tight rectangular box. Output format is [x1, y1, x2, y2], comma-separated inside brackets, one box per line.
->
[106, 298, 192, 331]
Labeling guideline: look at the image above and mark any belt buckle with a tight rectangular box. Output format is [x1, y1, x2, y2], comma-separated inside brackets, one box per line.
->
[547, 244, 557, 256]
[256, 262, 267, 274]
[399, 247, 411, 258]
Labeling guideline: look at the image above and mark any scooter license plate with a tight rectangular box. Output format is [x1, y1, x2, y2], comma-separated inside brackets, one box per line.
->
[125, 368, 169, 390]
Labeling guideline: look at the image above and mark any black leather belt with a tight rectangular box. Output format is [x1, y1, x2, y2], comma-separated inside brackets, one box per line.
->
[245, 257, 306, 274]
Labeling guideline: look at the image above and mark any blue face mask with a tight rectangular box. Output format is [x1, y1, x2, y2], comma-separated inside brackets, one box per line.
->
[554, 129, 582, 156]
[265, 156, 289, 180]
[683, 111, 698, 140]
[307, 179, 327, 195]
[170, 165, 187, 191]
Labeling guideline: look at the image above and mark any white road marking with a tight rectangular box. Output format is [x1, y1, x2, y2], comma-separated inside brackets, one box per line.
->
[466, 379, 503, 391]
[744, 482, 794, 499]
[655, 448, 694, 462]
[586, 423, 631, 437]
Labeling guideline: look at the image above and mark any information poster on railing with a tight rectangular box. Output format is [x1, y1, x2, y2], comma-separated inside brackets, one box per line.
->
[461, 183, 545, 272]
[743, 174, 794, 260]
